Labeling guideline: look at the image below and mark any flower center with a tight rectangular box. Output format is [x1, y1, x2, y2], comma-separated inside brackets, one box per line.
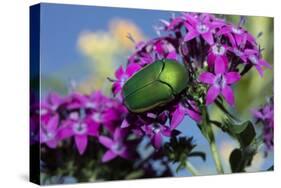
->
[249, 55, 258, 65]
[111, 142, 125, 154]
[120, 75, 129, 86]
[92, 112, 103, 123]
[69, 112, 80, 120]
[73, 123, 88, 135]
[212, 44, 226, 56]
[232, 27, 243, 34]
[214, 74, 226, 88]
[196, 23, 209, 33]
[85, 102, 97, 109]
[46, 132, 55, 140]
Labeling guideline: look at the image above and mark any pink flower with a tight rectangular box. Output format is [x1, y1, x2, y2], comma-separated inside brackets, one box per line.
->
[99, 128, 135, 162]
[199, 59, 241, 106]
[113, 63, 141, 95]
[40, 115, 60, 148]
[218, 24, 257, 48]
[40, 92, 65, 124]
[183, 14, 223, 45]
[170, 102, 202, 129]
[207, 43, 229, 68]
[59, 112, 99, 155]
[245, 49, 272, 77]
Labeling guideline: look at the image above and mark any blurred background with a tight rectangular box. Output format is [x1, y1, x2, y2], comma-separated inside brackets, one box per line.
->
[39, 3, 273, 177]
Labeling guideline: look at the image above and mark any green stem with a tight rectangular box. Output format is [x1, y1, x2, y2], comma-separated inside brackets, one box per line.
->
[210, 140, 224, 174]
[201, 106, 224, 174]
[185, 161, 199, 176]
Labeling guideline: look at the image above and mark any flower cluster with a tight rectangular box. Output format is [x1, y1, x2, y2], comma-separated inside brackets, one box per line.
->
[252, 97, 274, 152]
[35, 91, 141, 162]
[34, 13, 273, 165]
[110, 12, 271, 149]
[127, 13, 271, 106]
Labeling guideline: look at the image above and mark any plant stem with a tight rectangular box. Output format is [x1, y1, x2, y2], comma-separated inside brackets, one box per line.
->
[210, 140, 224, 174]
[200, 106, 224, 174]
[185, 161, 199, 176]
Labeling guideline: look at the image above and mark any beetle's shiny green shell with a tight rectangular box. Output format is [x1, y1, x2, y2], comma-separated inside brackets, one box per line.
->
[122, 59, 188, 113]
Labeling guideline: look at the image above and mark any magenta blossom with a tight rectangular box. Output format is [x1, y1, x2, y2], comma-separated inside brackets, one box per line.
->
[113, 63, 141, 95]
[207, 43, 229, 68]
[199, 60, 241, 106]
[245, 49, 272, 77]
[218, 24, 257, 48]
[40, 115, 60, 149]
[170, 102, 202, 129]
[252, 98, 274, 151]
[40, 92, 65, 124]
[140, 112, 172, 149]
[59, 111, 99, 155]
[183, 14, 223, 45]
[99, 128, 135, 162]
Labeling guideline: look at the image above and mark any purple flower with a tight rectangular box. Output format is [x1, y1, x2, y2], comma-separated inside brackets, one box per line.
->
[113, 63, 141, 95]
[218, 24, 257, 48]
[142, 123, 172, 149]
[140, 112, 172, 149]
[59, 111, 99, 155]
[40, 115, 59, 148]
[207, 43, 229, 68]
[170, 102, 202, 129]
[199, 59, 241, 106]
[154, 39, 177, 60]
[40, 92, 65, 124]
[183, 14, 223, 45]
[245, 49, 272, 77]
[99, 128, 135, 162]
[159, 15, 185, 31]
[252, 98, 274, 151]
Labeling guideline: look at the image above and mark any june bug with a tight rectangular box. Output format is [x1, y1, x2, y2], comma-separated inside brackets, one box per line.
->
[122, 59, 189, 113]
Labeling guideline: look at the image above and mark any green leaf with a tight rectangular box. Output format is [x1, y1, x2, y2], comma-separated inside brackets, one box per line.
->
[230, 121, 256, 147]
[229, 149, 244, 172]
[229, 145, 257, 173]
[224, 120, 256, 147]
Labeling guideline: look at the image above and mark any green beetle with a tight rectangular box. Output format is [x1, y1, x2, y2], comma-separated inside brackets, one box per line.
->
[122, 59, 189, 113]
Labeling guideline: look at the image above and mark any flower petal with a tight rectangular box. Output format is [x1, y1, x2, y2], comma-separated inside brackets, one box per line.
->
[186, 109, 202, 123]
[214, 56, 226, 74]
[119, 149, 132, 159]
[199, 72, 215, 84]
[115, 66, 124, 79]
[75, 135, 88, 155]
[202, 32, 214, 45]
[221, 86, 235, 106]
[225, 72, 241, 84]
[151, 133, 162, 149]
[47, 115, 59, 130]
[46, 140, 57, 149]
[57, 126, 73, 140]
[183, 24, 199, 42]
[255, 65, 264, 77]
[171, 105, 186, 129]
[260, 59, 272, 69]
[126, 63, 142, 76]
[102, 150, 117, 162]
[206, 86, 220, 105]
[99, 136, 114, 149]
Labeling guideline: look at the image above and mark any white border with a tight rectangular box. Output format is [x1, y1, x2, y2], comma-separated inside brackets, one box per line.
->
[0, 0, 279, 187]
